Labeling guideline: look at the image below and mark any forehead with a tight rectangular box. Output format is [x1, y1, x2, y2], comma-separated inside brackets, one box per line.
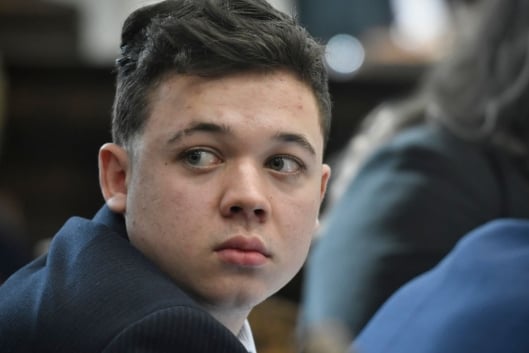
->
[143, 70, 324, 152]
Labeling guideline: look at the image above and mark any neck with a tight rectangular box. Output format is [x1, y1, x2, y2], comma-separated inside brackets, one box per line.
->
[203, 305, 251, 336]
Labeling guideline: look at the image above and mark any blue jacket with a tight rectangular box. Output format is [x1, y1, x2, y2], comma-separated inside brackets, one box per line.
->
[0, 206, 248, 353]
[354, 219, 529, 353]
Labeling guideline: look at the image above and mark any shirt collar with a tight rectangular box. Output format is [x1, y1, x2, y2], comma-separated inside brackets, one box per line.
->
[238, 319, 257, 353]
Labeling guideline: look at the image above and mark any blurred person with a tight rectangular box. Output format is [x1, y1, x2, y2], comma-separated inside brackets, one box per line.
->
[300, 0, 529, 342]
[0, 1, 331, 352]
[354, 218, 529, 353]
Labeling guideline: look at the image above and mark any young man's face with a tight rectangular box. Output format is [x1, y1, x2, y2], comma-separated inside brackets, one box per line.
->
[101, 70, 330, 316]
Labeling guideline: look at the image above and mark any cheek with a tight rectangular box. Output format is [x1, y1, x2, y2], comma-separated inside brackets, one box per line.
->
[125, 181, 211, 274]
[126, 173, 195, 243]
[129, 168, 199, 212]
[280, 193, 321, 255]
[292, 189, 322, 225]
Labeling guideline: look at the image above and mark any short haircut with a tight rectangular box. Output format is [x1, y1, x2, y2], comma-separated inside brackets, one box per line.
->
[112, 0, 331, 150]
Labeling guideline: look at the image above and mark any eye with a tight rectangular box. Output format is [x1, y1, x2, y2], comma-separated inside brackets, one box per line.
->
[182, 149, 222, 168]
[266, 155, 304, 173]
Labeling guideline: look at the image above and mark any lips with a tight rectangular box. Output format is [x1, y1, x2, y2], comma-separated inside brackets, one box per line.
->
[215, 236, 270, 267]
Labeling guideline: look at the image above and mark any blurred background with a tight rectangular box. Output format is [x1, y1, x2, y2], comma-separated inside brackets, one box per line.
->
[0, 0, 455, 351]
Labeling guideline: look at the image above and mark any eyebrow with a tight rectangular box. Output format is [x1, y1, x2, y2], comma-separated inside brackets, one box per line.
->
[166, 122, 230, 144]
[274, 132, 316, 155]
[166, 121, 316, 155]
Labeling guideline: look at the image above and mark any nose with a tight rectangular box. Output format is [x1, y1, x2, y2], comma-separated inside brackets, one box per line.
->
[219, 162, 271, 223]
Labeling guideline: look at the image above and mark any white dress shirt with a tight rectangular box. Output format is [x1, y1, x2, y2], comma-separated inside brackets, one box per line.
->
[238, 320, 257, 353]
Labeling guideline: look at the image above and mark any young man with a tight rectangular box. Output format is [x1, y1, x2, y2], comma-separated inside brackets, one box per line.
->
[0, 1, 331, 352]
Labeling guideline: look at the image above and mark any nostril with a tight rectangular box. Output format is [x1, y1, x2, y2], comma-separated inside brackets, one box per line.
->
[228, 205, 266, 219]
[230, 206, 243, 214]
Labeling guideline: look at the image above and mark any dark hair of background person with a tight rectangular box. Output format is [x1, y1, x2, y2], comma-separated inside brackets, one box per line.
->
[375, 0, 529, 167]
[329, 0, 529, 202]
[425, 0, 529, 169]
[112, 0, 332, 152]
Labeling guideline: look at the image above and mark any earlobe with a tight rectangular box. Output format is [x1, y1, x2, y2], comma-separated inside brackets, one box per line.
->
[98, 143, 129, 214]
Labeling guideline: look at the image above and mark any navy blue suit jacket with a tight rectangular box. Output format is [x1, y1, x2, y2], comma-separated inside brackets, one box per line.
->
[354, 219, 529, 353]
[0, 206, 248, 353]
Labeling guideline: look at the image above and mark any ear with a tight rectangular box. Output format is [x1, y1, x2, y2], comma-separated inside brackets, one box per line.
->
[98, 143, 129, 214]
[315, 163, 331, 229]
[320, 163, 331, 203]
